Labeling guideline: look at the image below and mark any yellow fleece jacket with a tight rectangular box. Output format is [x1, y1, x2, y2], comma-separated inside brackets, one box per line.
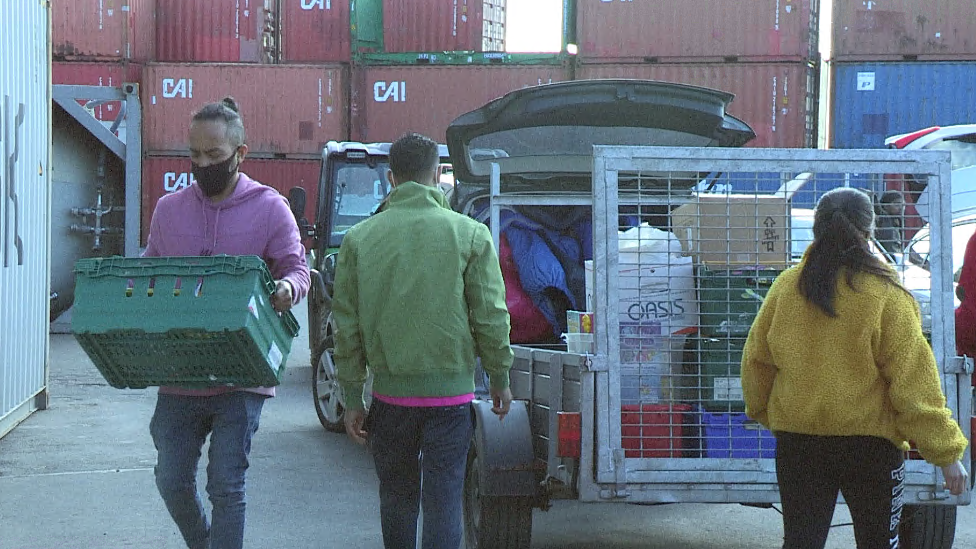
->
[741, 259, 968, 467]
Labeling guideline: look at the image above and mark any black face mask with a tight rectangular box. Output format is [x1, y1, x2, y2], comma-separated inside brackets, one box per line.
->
[192, 152, 239, 197]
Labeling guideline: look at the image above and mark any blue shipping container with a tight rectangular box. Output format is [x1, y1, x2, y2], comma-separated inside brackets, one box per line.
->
[830, 62, 976, 149]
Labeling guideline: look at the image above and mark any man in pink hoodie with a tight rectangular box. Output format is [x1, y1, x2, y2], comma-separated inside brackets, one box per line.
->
[142, 97, 310, 549]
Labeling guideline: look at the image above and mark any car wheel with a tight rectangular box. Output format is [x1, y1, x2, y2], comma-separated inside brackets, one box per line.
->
[312, 331, 345, 433]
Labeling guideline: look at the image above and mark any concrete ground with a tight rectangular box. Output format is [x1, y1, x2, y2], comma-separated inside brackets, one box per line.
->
[1, 305, 974, 548]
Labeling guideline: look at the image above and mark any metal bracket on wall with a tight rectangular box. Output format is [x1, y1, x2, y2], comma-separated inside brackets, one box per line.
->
[52, 84, 143, 257]
[52, 85, 126, 160]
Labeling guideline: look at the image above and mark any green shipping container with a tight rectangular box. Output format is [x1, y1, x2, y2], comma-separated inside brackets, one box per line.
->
[351, 0, 384, 54]
[71, 255, 300, 390]
[353, 51, 571, 66]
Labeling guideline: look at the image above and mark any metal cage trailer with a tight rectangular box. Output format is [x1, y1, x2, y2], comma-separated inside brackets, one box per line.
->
[460, 147, 973, 549]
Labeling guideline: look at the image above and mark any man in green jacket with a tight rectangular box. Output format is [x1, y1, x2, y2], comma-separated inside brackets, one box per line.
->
[332, 132, 514, 549]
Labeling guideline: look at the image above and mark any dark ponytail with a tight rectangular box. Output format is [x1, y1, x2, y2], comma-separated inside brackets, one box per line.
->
[191, 96, 246, 147]
[799, 187, 905, 316]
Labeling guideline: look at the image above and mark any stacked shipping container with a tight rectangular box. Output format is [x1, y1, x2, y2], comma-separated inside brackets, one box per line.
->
[828, 1, 976, 237]
[573, 0, 821, 149]
[55, 0, 523, 246]
[351, 63, 570, 143]
[54, 1, 846, 246]
[829, 2, 976, 148]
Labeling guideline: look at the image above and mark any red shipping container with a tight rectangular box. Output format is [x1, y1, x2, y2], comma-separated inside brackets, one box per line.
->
[142, 63, 349, 156]
[576, 63, 818, 148]
[832, 1, 976, 61]
[52, 62, 142, 123]
[280, 0, 351, 62]
[141, 156, 321, 248]
[621, 404, 691, 459]
[576, 0, 818, 63]
[383, 0, 506, 53]
[156, 0, 278, 63]
[53, 0, 155, 62]
[351, 64, 570, 144]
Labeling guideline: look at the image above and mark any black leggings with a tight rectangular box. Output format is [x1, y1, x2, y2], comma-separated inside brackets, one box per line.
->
[776, 432, 905, 549]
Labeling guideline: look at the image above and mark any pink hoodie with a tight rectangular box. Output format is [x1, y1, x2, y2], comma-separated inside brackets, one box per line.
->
[143, 173, 311, 398]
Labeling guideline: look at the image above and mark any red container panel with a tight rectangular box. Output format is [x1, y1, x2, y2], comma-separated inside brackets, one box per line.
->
[156, 0, 277, 63]
[141, 156, 321, 248]
[53, 62, 142, 123]
[576, 0, 818, 62]
[383, 0, 506, 53]
[53, 0, 155, 62]
[832, 1, 976, 60]
[142, 64, 349, 156]
[576, 63, 818, 148]
[280, 0, 351, 62]
[351, 64, 570, 144]
[621, 404, 691, 459]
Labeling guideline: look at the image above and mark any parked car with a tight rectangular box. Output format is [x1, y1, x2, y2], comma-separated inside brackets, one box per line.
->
[884, 125, 976, 238]
[791, 208, 940, 331]
[905, 211, 976, 277]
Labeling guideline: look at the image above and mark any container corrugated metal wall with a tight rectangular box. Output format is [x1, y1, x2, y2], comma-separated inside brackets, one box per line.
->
[52, 0, 155, 62]
[383, 0, 505, 53]
[351, 64, 570, 143]
[280, 0, 351, 62]
[142, 63, 349, 156]
[52, 62, 142, 123]
[576, 63, 818, 148]
[576, 0, 819, 62]
[832, 0, 976, 61]
[829, 62, 976, 149]
[156, 0, 278, 63]
[141, 156, 320, 248]
[1, 1, 51, 437]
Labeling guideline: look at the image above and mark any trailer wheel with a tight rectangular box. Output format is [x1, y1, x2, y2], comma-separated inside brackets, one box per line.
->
[899, 505, 956, 549]
[463, 443, 533, 549]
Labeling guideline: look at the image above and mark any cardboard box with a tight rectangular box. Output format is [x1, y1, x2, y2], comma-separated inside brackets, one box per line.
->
[671, 195, 790, 265]
[585, 258, 698, 404]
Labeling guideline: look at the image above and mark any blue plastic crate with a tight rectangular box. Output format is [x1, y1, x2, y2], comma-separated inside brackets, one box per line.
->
[702, 410, 776, 458]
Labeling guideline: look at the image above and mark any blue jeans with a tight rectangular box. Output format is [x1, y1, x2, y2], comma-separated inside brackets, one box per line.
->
[367, 399, 475, 549]
[150, 391, 266, 549]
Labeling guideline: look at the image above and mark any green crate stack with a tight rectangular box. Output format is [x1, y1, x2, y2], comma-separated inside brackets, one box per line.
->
[697, 265, 784, 337]
[71, 255, 300, 390]
[692, 337, 748, 413]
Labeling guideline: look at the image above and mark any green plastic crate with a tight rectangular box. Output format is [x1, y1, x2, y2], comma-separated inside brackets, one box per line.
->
[71, 255, 300, 390]
[694, 337, 747, 413]
[697, 266, 783, 337]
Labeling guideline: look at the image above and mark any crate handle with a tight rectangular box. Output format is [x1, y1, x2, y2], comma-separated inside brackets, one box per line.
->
[76, 255, 267, 279]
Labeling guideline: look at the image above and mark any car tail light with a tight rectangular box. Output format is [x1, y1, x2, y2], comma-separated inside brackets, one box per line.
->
[891, 127, 941, 149]
[557, 412, 582, 458]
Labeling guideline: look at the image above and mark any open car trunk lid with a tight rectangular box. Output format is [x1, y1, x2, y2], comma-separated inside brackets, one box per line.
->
[445, 79, 756, 185]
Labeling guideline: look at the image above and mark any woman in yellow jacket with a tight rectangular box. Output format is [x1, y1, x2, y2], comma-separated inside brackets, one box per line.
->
[741, 187, 969, 549]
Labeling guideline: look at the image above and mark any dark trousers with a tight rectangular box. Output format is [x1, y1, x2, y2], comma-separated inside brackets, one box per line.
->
[150, 391, 266, 549]
[367, 399, 475, 549]
[776, 432, 905, 549]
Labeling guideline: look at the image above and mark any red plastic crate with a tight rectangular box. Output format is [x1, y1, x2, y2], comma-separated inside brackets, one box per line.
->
[621, 403, 692, 458]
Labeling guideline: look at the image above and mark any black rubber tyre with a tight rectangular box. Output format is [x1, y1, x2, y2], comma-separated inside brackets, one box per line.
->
[899, 505, 956, 549]
[311, 332, 345, 433]
[462, 443, 533, 549]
